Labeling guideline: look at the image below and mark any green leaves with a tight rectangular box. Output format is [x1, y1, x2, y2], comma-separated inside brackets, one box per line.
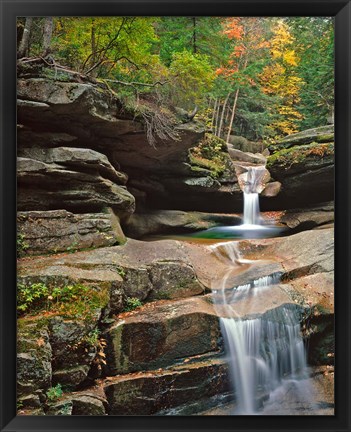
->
[46, 384, 63, 402]
[169, 51, 215, 108]
[17, 282, 109, 319]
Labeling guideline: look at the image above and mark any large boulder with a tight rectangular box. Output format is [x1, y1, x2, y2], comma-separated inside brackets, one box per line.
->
[124, 210, 242, 239]
[105, 297, 221, 375]
[271, 125, 334, 151]
[279, 202, 334, 233]
[17, 78, 144, 139]
[227, 146, 267, 165]
[263, 141, 334, 209]
[17, 210, 122, 256]
[227, 135, 263, 153]
[17, 238, 206, 307]
[17, 150, 135, 217]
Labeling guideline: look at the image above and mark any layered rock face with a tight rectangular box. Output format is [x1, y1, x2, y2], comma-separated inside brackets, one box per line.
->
[17, 70, 334, 243]
[17, 74, 238, 247]
[17, 228, 334, 415]
[16, 71, 334, 416]
[17, 74, 239, 217]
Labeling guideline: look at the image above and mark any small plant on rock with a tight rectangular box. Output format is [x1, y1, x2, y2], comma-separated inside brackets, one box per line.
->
[116, 267, 126, 278]
[123, 297, 143, 312]
[84, 328, 100, 347]
[17, 233, 29, 257]
[46, 384, 63, 402]
[17, 282, 49, 314]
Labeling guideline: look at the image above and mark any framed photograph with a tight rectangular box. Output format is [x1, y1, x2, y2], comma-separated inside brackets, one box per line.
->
[1, 1, 350, 431]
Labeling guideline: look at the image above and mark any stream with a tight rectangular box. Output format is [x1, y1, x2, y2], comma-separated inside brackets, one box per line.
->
[206, 166, 320, 415]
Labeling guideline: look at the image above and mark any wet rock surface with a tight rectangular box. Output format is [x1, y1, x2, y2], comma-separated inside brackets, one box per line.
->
[104, 357, 230, 415]
[17, 228, 334, 415]
[196, 366, 334, 416]
[124, 210, 242, 239]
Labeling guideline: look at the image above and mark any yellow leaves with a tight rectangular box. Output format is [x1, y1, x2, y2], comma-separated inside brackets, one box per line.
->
[258, 20, 305, 137]
[283, 50, 298, 66]
[271, 20, 295, 51]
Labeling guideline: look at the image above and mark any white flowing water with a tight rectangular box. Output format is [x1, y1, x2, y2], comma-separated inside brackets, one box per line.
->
[243, 193, 260, 225]
[210, 242, 312, 415]
[242, 165, 268, 227]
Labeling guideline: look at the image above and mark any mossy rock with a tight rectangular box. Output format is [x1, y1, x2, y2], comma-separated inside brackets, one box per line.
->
[267, 142, 334, 170]
[17, 317, 52, 398]
[188, 133, 234, 181]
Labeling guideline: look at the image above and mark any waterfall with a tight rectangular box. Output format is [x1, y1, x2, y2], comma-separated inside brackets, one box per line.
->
[243, 193, 260, 225]
[210, 242, 312, 415]
[242, 165, 268, 227]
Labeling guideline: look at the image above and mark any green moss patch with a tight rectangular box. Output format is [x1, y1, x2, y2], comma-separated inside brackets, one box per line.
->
[267, 142, 334, 169]
[189, 133, 231, 179]
[17, 281, 109, 320]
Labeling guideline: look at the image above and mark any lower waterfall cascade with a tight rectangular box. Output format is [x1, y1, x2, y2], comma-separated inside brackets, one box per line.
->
[210, 241, 315, 415]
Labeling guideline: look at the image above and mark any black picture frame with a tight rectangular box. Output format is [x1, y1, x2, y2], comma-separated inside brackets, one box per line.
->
[1, 1, 350, 431]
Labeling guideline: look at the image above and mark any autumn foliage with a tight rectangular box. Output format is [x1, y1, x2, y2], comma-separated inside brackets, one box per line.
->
[17, 16, 334, 141]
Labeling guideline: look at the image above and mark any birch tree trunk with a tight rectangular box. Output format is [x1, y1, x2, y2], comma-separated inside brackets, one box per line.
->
[218, 92, 230, 139]
[226, 88, 240, 143]
[211, 98, 218, 133]
[18, 17, 33, 58]
[214, 99, 222, 137]
[42, 17, 53, 56]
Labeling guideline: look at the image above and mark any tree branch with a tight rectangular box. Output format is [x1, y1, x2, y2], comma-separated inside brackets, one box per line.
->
[102, 78, 170, 89]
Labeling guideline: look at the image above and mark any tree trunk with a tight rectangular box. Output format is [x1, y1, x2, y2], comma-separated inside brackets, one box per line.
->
[211, 98, 218, 133]
[42, 17, 53, 56]
[225, 105, 231, 123]
[214, 99, 222, 137]
[91, 19, 97, 66]
[218, 92, 230, 138]
[226, 88, 240, 143]
[18, 17, 33, 58]
[192, 17, 197, 54]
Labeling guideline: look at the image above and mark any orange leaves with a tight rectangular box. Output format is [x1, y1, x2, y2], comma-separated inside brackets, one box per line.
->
[218, 18, 269, 85]
[223, 17, 244, 40]
[233, 45, 245, 58]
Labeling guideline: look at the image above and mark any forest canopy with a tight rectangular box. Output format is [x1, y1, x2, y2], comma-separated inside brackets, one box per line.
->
[17, 16, 334, 142]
